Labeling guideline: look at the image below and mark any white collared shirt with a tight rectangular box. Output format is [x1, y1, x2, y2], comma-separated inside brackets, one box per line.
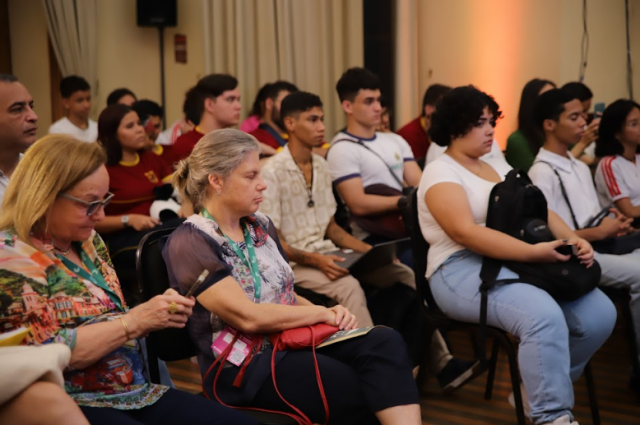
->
[0, 169, 8, 210]
[259, 146, 338, 254]
[529, 148, 601, 230]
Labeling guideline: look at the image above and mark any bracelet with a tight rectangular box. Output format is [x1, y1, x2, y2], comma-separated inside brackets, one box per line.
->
[118, 316, 132, 340]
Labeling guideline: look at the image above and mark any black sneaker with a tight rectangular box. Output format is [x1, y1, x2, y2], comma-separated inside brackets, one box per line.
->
[436, 358, 482, 393]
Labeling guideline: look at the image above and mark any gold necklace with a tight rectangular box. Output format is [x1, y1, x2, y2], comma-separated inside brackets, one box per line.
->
[53, 242, 72, 256]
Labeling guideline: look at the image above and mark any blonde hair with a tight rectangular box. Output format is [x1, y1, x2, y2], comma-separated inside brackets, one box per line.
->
[0, 135, 107, 243]
[173, 128, 260, 209]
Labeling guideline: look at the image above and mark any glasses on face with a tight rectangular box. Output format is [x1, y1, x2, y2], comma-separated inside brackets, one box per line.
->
[59, 192, 114, 216]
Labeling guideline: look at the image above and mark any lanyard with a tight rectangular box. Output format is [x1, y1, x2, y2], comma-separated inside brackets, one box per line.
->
[201, 209, 262, 302]
[57, 244, 125, 312]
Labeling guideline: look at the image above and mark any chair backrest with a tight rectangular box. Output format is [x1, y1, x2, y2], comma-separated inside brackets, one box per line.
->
[400, 188, 443, 313]
[136, 228, 198, 370]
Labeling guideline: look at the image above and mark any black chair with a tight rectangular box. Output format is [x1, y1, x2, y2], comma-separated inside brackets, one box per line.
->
[599, 286, 640, 386]
[136, 227, 296, 425]
[401, 188, 600, 425]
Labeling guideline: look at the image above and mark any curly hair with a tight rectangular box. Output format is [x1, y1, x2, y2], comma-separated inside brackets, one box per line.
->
[595, 99, 640, 157]
[429, 85, 502, 147]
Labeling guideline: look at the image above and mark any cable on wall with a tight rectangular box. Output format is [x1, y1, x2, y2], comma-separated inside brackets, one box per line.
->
[625, 0, 634, 99]
[579, 0, 589, 82]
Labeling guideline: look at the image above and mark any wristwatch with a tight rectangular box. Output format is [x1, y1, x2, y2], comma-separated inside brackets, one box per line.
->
[121, 215, 130, 228]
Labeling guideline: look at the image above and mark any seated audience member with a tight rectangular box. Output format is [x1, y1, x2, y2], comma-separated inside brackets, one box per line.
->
[0, 135, 258, 425]
[505, 78, 556, 170]
[595, 99, 640, 221]
[172, 74, 241, 162]
[376, 95, 392, 133]
[260, 92, 477, 387]
[132, 99, 163, 144]
[420, 85, 615, 425]
[106, 88, 137, 107]
[327, 68, 421, 266]
[529, 90, 640, 388]
[95, 105, 182, 298]
[397, 84, 451, 166]
[49, 76, 97, 143]
[162, 128, 421, 424]
[239, 82, 271, 134]
[0, 345, 89, 425]
[156, 88, 198, 148]
[249, 80, 299, 155]
[560, 81, 600, 164]
[0, 74, 38, 208]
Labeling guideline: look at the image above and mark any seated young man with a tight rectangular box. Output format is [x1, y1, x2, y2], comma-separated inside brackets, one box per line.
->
[397, 84, 451, 166]
[326, 68, 421, 266]
[249, 80, 298, 155]
[260, 90, 478, 392]
[528, 88, 640, 389]
[48, 75, 97, 143]
[172, 74, 241, 162]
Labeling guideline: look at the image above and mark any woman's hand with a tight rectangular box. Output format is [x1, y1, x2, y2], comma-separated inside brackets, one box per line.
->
[323, 305, 358, 331]
[569, 237, 595, 267]
[125, 288, 195, 337]
[530, 239, 572, 263]
[128, 214, 160, 231]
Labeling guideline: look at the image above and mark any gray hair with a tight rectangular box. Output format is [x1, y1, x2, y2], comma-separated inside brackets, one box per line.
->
[173, 128, 260, 208]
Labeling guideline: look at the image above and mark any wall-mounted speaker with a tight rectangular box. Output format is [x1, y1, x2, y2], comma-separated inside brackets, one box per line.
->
[137, 0, 177, 27]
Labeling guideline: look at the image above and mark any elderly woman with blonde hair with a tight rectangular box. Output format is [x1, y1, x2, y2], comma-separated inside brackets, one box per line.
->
[0, 134, 258, 425]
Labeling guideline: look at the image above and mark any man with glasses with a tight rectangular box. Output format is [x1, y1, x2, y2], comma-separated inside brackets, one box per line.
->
[0, 74, 38, 208]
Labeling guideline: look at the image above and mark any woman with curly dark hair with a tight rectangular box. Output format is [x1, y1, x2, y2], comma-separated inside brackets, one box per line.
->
[418, 85, 615, 425]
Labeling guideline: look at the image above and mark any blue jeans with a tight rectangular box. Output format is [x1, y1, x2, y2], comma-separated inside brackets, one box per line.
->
[430, 250, 616, 425]
[594, 249, 640, 369]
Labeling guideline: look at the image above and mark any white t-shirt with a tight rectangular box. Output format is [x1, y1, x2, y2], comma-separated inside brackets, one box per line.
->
[594, 154, 640, 208]
[48, 117, 98, 143]
[425, 139, 505, 166]
[529, 148, 600, 230]
[327, 130, 415, 191]
[418, 154, 512, 278]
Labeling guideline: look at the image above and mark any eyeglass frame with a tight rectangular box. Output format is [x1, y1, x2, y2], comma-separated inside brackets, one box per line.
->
[59, 192, 115, 216]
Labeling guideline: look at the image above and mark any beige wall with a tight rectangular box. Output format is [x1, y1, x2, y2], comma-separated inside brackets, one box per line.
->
[8, 0, 205, 138]
[8, 0, 52, 140]
[95, 0, 205, 126]
[398, 0, 640, 147]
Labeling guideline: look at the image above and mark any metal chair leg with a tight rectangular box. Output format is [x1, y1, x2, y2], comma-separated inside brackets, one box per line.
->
[484, 338, 500, 400]
[584, 362, 600, 425]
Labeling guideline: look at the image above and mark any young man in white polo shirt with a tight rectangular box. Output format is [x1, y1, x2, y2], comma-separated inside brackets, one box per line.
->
[529, 88, 640, 389]
[260, 91, 479, 392]
[327, 68, 422, 266]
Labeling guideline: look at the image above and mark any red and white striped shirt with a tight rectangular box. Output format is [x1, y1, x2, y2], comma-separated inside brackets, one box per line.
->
[595, 154, 640, 208]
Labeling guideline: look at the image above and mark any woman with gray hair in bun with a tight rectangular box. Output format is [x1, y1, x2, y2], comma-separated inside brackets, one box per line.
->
[163, 129, 421, 425]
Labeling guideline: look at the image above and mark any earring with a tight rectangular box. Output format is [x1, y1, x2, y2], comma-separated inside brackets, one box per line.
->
[216, 189, 221, 195]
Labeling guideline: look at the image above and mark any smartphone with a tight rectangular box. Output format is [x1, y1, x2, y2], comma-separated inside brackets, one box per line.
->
[556, 244, 578, 257]
[593, 102, 606, 118]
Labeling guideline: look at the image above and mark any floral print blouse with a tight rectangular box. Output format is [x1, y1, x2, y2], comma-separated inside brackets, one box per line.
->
[0, 229, 167, 409]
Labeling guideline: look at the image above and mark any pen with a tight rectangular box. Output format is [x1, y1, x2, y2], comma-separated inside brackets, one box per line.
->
[185, 269, 209, 298]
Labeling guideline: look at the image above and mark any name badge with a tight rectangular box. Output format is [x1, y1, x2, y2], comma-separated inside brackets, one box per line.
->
[211, 327, 254, 366]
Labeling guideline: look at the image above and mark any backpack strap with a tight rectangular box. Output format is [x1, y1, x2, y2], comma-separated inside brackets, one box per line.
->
[332, 138, 406, 188]
[534, 161, 581, 230]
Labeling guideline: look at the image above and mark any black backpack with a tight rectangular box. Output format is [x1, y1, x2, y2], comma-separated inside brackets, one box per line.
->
[478, 169, 601, 359]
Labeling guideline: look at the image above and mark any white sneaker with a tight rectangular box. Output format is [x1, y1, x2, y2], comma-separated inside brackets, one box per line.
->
[542, 414, 579, 425]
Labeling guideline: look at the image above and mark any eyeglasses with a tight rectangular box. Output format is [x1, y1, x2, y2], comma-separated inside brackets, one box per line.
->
[59, 192, 115, 216]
